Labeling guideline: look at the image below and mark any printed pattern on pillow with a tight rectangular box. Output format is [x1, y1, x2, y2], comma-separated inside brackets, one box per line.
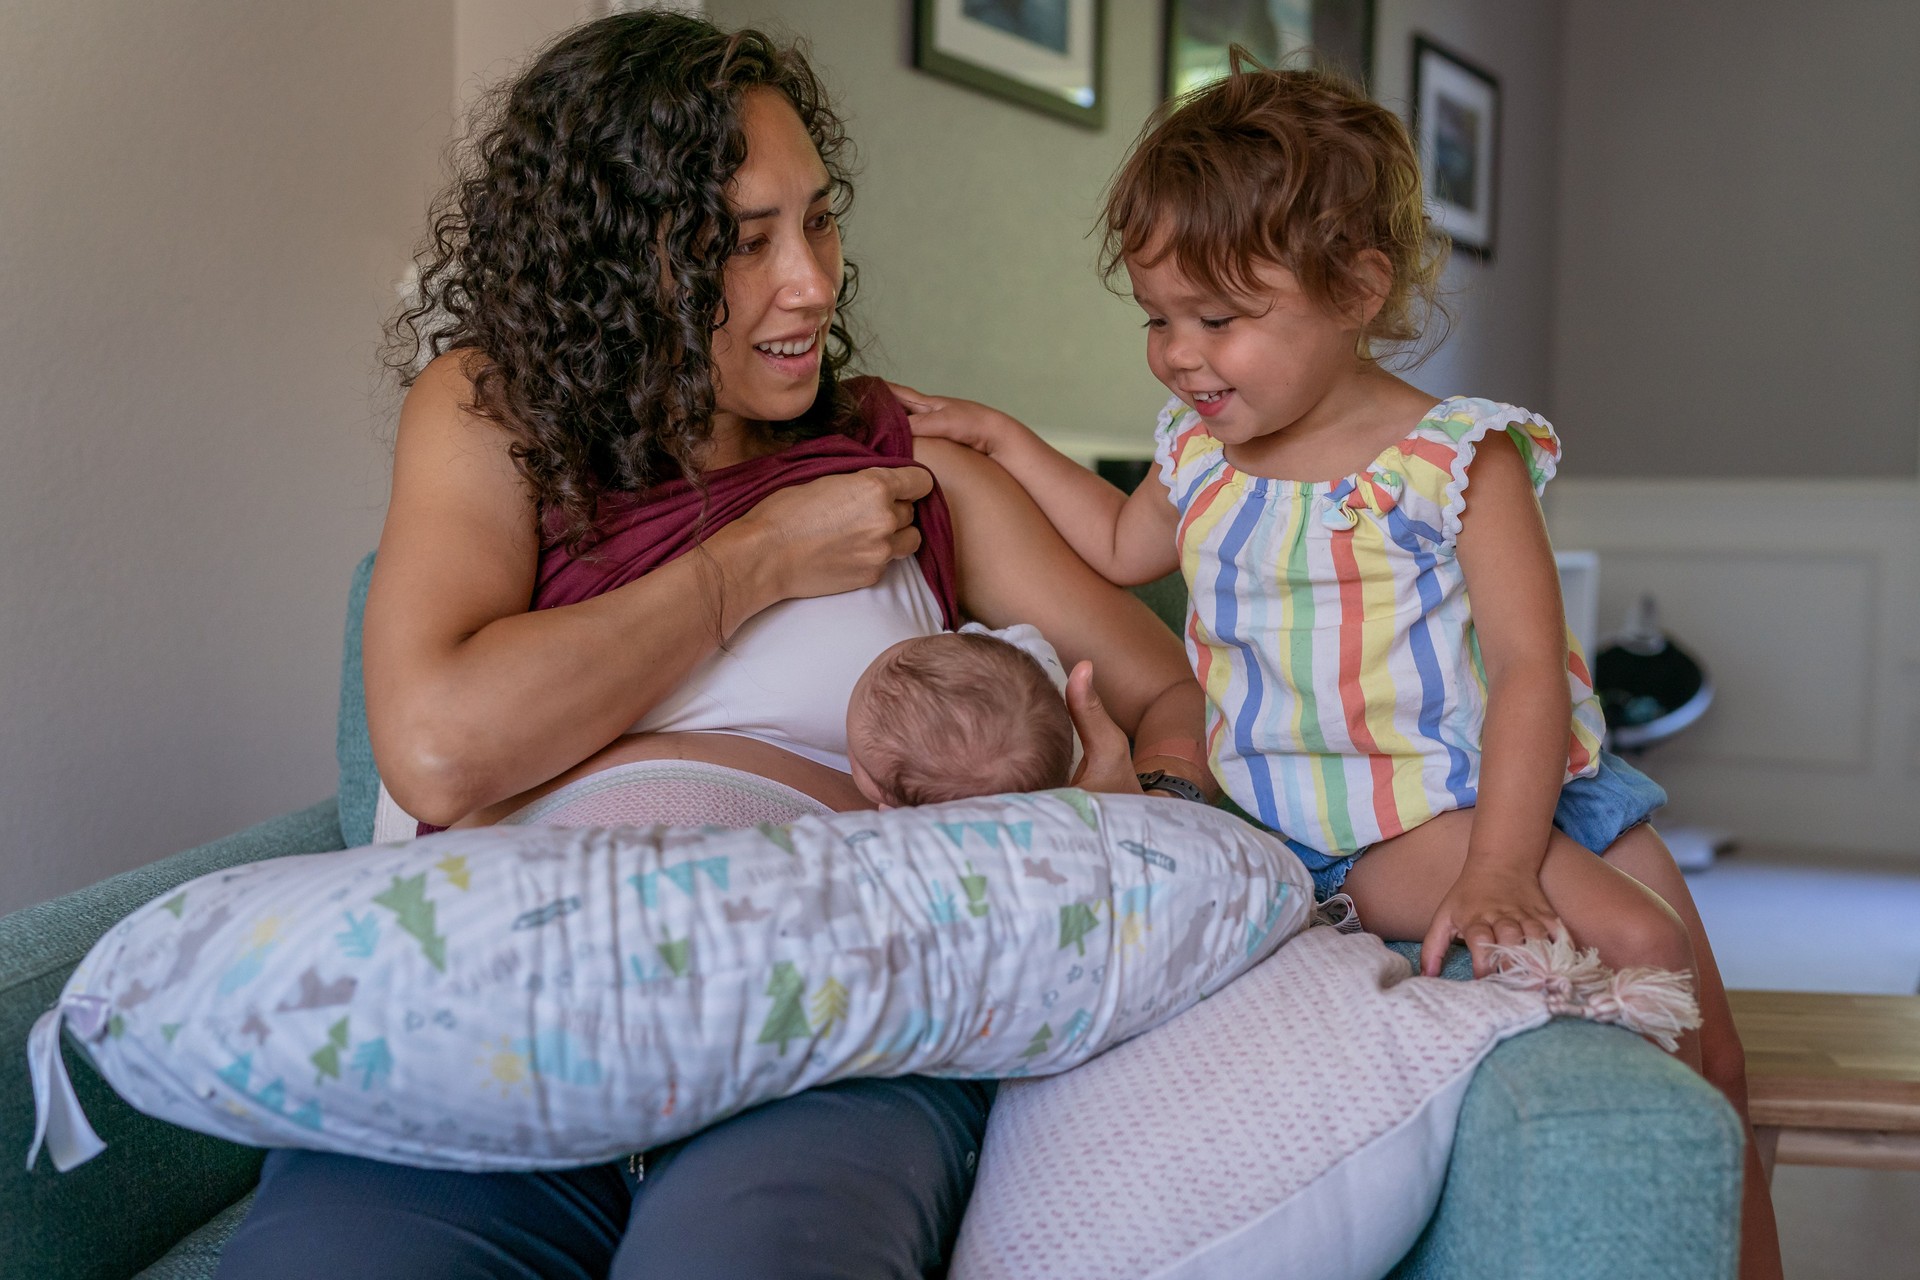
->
[29, 791, 1312, 1173]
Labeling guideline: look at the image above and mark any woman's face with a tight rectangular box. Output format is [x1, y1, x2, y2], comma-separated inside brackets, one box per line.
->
[709, 88, 843, 445]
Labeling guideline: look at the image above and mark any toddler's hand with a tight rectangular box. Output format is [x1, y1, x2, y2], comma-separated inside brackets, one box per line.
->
[888, 383, 1018, 456]
[1420, 867, 1566, 979]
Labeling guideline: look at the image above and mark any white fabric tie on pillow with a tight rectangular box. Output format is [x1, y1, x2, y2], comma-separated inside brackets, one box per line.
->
[28, 791, 1311, 1172]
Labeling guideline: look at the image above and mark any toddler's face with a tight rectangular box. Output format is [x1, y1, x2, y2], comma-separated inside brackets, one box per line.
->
[1127, 250, 1364, 451]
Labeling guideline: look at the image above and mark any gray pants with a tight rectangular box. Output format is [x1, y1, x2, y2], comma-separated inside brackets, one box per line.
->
[215, 1076, 993, 1279]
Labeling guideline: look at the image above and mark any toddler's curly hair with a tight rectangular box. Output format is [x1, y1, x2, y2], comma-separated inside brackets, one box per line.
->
[1101, 53, 1446, 353]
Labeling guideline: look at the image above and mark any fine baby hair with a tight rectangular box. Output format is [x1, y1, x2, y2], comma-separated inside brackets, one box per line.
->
[1101, 51, 1447, 357]
[848, 631, 1074, 808]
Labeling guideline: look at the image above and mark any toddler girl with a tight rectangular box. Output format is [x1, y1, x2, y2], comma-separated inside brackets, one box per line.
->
[894, 62, 1780, 1277]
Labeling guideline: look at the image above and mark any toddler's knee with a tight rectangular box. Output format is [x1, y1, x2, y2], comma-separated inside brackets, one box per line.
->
[1603, 898, 1695, 977]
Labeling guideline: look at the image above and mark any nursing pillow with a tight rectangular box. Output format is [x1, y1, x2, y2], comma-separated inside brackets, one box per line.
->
[28, 791, 1311, 1173]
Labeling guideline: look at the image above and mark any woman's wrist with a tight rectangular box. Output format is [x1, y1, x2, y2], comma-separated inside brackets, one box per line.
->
[1136, 768, 1208, 803]
[702, 519, 787, 637]
[1132, 755, 1216, 800]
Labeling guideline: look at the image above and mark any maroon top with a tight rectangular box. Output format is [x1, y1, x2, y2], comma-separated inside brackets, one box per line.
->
[533, 376, 958, 627]
[419, 378, 958, 836]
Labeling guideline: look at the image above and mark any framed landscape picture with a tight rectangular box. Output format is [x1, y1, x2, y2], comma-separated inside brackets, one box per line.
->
[914, 0, 1105, 129]
[1412, 35, 1499, 259]
[1164, 0, 1374, 100]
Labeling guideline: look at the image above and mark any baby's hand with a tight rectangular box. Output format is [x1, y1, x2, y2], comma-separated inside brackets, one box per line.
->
[1420, 867, 1566, 979]
[888, 383, 1019, 456]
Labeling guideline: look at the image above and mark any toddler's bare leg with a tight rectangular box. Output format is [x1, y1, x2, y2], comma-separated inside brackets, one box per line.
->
[1602, 827, 1783, 1280]
[1340, 813, 1694, 1019]
[1340, 815, 1782, 1279]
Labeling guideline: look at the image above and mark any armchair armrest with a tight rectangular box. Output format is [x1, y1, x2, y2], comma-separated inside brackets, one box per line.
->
[1386, 943, 1744, 1280]
[3, 800, 345, 1280]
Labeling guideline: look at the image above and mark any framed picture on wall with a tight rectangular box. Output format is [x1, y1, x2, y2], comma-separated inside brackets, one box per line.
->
[1164, 0, 1374, 100]
[1412, 35, 1499, 259]
[914, 0, 1104, 128]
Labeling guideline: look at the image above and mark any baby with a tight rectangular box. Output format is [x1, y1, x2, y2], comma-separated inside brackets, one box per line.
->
[846, 624, 1078, 808]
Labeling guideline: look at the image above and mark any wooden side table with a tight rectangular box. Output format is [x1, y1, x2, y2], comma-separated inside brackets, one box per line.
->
[1727, 990, 1920, 1178]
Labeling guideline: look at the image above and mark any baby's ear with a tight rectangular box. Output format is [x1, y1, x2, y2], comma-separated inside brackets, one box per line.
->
[878, 802, 894, 811]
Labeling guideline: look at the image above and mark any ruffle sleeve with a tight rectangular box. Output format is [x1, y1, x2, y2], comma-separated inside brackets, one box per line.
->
[1151, 396, 1221, 506]
[1392, 398, 1562, 549]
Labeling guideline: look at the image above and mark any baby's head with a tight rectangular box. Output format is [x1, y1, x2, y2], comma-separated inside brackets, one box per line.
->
[846, 632, 1075, 808]
[1100, 59, 1445, 416]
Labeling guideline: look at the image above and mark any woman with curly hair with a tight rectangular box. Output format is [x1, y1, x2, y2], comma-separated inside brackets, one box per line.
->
[213, 11, 1209, 1279]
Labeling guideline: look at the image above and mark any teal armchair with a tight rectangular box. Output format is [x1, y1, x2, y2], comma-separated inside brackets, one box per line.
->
[2, 554, 1743, 1278]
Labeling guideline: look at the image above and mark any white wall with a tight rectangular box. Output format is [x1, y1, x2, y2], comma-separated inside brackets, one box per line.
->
[1543, 0, 1920, 857]
[1547, 480, 1920, 855]
[1371, 0, 1565, 412]
[0, 3, 459, 914]
[457, 0, 604, 115]
[1551, 0, 1920, 480]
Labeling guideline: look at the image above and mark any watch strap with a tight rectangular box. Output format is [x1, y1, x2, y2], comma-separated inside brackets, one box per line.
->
[1136, 769, 1206, 804]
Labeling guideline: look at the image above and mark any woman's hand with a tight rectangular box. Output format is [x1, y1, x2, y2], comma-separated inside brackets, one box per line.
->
[1064, 660, 1144, 796]
[1420, 865, 1567, 978]
[734, 466, 934, 601]
[888, 383, 1022, 456]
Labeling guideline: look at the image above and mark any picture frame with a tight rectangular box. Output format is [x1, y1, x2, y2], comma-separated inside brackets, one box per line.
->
[1411, 35, 1499, 260]
[914, 0, 1104, 129]
[1163, 0, 1374, 101]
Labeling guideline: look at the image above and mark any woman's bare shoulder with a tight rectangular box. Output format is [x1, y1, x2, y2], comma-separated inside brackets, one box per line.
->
[400, 350, 497, 434]
[377, 350, 539, 624]
[912, 435, 1007, 503]
[392, 350, 529, 500]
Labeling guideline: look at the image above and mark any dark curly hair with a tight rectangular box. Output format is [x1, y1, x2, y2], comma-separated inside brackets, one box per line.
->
[386, 11, 860, 550]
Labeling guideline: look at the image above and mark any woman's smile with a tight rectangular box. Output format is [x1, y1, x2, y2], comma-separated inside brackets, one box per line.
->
[752, 324, 825, 379]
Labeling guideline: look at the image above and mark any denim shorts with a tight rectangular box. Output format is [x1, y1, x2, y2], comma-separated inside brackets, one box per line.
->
[1290, 750, 1668, 900]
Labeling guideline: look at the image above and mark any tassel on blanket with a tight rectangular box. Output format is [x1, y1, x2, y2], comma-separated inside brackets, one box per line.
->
[1484, 935, 1701, 1052]
[1312, 893, 1366, 934]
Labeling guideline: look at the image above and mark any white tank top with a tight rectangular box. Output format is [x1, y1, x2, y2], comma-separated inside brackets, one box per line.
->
[370, 560, 946, 843]
[626, 557, 946, 772]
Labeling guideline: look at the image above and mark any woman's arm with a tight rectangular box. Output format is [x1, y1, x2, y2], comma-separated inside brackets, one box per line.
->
[1418, 430, 1574, 961]
[365, 354, 930, 824]
[891, 385, 1179, 586]
[915, 437, 1214, 799]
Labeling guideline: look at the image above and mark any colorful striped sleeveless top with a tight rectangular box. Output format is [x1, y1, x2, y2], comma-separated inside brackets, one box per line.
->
[1153, 395, 1606, 858]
